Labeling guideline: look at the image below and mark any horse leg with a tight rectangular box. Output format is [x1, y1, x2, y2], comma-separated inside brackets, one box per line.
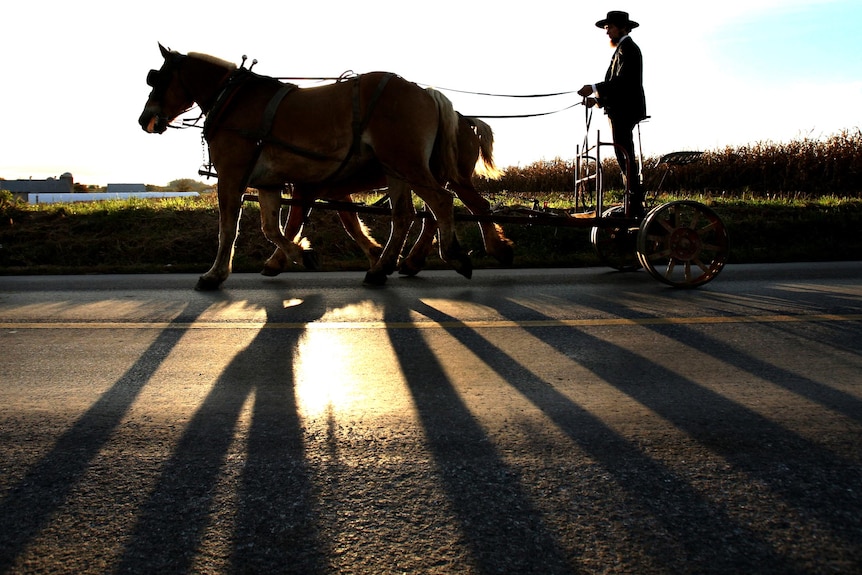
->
[261, 198, 314, 276]
[413, 184, 472, 279]
[196, 179, 244, 291]
[399, 202, 437, 277]
[364, 180, 414, 285]
[450, 181, 514, 266]
[338, 206, 384, 267]
[262, 192, 384, 274]
[257, 187, 309, 270]
[360, 76, 469, 278]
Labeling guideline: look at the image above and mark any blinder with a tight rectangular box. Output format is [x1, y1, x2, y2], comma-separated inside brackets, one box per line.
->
[146, 69, 161, 88]
[145, 52, 186, 98]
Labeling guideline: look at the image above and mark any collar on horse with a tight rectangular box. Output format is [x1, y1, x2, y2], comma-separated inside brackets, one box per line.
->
[203, 69, 394, 186]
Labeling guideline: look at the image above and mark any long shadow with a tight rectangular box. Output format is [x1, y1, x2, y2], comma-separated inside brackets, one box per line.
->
[495, 294, 862, 567]
[694, 283, 862, 359]
[0, 302, 210, 574]
[380, 291, 575, 574]
[581, 285, 862, 425]
[635, 320, 862, 532]
[412, 300, 805, 574]
[582, 284, 862, 454]
[115, 295, 328, 574]
[673, 318, 862, 423]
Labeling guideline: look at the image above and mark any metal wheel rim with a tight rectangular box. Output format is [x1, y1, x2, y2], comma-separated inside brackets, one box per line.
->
[636, 200, 729, 288]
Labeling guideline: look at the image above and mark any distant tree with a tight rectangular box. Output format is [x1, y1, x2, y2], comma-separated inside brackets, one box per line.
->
[168, 178, 211, 192]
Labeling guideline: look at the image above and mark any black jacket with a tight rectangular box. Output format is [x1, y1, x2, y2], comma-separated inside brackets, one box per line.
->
[596, 36, 647, 124]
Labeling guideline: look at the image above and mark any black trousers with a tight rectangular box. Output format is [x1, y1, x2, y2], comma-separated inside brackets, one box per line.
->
[608, 115, 643, 199]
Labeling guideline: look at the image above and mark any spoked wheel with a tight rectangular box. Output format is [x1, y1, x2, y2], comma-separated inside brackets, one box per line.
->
[636, 200, 729, 288]
[591, 206, 642, 272]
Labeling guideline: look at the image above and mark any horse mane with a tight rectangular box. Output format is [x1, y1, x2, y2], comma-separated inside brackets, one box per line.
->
[188, 52, 238, 71]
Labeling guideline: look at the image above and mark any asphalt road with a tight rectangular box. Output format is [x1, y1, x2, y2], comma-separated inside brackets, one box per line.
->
[1, 263, 861, 574]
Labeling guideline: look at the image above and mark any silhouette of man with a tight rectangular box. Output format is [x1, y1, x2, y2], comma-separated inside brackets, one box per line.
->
[578, 10, 647, 217]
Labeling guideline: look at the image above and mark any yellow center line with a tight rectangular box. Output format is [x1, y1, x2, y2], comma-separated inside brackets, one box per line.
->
[1, 314, 861, 330]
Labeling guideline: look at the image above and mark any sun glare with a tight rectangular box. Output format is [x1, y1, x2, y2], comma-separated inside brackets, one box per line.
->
[291, 300, 418, 420]
[293, 329, 359, 418]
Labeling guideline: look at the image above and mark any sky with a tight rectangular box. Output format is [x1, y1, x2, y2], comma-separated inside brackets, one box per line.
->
[2, 0, 860, 187]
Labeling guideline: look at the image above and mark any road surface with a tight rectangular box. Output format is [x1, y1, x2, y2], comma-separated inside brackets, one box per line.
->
[1, 264, 861, 574]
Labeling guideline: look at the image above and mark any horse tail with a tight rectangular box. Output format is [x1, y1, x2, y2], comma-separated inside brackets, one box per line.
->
[425, 88, 460, 182]
[465, 117, 503, 180]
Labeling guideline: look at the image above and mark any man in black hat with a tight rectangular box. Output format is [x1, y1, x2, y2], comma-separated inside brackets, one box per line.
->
[578, 10, 647, 217]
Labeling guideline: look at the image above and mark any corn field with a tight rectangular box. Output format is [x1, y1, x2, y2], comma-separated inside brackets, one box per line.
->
[477, 129, 862, 199]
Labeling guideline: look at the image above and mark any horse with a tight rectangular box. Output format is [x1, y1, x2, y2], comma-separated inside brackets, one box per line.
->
[138, 44, 471, 290]
[260, 114, 514, 277]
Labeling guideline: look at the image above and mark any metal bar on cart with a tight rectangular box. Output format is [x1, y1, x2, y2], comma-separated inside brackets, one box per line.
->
[596, 129, 604, 217]
[241, 193, 636, 228]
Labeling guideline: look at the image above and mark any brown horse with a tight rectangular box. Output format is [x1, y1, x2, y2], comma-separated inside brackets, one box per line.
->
[138, 44, 470, 289]
[260, 113, 514, 277]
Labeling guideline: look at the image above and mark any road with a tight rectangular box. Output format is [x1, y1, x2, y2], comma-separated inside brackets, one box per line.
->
[1, 263, 861, 574]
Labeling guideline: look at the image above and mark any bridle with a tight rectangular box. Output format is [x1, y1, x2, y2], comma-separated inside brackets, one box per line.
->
[145, 53, 201, 131]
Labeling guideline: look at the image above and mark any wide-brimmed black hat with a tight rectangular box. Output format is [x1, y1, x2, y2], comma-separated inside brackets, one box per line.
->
[595, 10, 639, 29]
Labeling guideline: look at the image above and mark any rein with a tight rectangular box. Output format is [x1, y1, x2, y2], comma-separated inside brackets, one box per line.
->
[181, 70, 582, 132]
[275, 75, 584, 119]
[172, 59, 582, 181]
[466, 102, 583, 119]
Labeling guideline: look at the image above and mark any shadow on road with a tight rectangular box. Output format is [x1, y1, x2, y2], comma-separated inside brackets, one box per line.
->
[0, 300, 212, 573]
[411, 297, 807, 574]
[114, 295, 329, 574]
[2, 270, 861, 574]
[381, 290, 575, 574]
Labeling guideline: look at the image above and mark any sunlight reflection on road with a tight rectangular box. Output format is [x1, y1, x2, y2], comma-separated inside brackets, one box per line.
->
[292, 300, 413, 420]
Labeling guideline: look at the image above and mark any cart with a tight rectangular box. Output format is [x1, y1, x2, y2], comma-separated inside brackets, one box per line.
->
[242, 108, 729, 289]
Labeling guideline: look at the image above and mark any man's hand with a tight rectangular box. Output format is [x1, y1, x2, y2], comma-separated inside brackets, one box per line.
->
[577, 84, 594, 97]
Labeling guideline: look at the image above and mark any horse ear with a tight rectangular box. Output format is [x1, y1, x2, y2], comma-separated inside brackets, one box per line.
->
[159, 43, 170, 58]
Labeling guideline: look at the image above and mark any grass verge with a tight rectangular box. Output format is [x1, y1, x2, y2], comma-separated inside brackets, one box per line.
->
[1, 193, 861, 275]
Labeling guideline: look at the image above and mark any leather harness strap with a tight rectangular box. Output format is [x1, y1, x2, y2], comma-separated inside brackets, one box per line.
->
[237, 82, 299, 192]
[203, 70, 396, 187]
[324, 72, 394, 183]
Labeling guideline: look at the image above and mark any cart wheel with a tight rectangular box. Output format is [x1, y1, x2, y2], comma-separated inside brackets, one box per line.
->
[590, 206, 642, 272]
[636, 200, 729, 288]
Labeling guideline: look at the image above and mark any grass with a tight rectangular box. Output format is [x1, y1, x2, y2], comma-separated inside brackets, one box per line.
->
[2, 190, 861, 276]
[3, 129, 860, 275]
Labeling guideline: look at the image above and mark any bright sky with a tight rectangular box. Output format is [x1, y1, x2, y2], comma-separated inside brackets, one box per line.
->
[3, 0, 860, 186]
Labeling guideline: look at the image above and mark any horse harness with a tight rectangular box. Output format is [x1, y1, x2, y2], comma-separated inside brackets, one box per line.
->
[202, 68, 395, 187]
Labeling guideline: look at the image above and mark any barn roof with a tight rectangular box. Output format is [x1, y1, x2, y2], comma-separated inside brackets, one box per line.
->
[1, 179, 73, 193]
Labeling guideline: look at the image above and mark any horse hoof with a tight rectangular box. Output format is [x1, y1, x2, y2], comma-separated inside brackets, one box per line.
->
[454, 256, 473, 280]
[260, 264, 282, 277]
[494, 244, 515, 267]
[363, 271, 388, 286]
[195, 276, 223, 291]
[398, 262, 421, 277]
[302, 250, 321, 271]
[399, 255, 425, 277]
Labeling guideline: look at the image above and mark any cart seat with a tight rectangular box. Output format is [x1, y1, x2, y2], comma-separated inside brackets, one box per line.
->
[656, 151, 703, 167]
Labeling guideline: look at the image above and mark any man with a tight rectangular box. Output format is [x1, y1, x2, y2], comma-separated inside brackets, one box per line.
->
[578, 10, 647, 217]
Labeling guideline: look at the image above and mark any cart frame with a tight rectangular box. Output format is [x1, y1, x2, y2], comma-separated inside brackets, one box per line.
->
[242, 117, 729, 288]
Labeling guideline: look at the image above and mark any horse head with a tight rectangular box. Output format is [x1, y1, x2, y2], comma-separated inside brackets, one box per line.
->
[138, 44, 190, 134]
[138, 44, 236, 134]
